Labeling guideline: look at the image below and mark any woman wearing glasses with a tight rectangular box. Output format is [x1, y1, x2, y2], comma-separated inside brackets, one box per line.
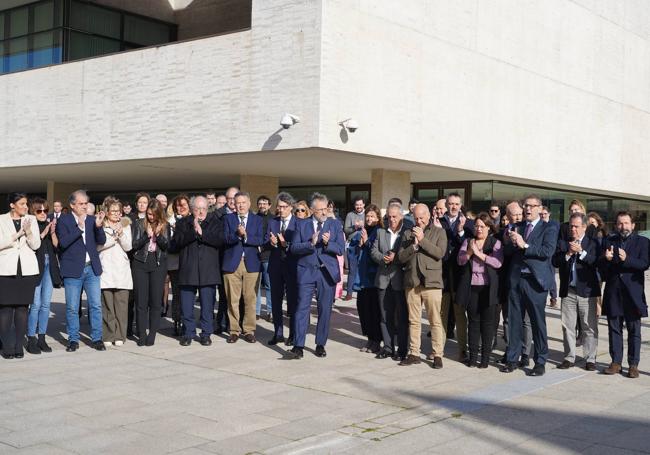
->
[0, 193, 41, 359]
[294, 200, 311, 219]
[25, 198, 61, 355]
[97, 197, 133, 347]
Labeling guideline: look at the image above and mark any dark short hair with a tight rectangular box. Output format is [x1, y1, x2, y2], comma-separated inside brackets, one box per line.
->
[257, 195, 271, 204]
[352, 195, 365, 204]
[616, 211, 635, 223]
[569, 213, 587, 225]
[523, 194, 542, 206]
[408, 198, 418, 205]
[8, 192, 28, 205]
[30, 197, 48, 214]
[388, 197, 403, 206]
[446, 192, 462, 202]
[135, 192, 151, 205]
[69, 189, 88, 205]
[206, 189, 216, 197]
[475, 212, 497, 235]
[276, 192, 295, 206]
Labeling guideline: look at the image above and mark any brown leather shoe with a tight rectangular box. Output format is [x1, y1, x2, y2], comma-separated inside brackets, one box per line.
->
[603, 362, 621, 375]
[585, 362, 596, 371]
[399, 354, 421, 366]
[557, 360, 573, 369]
[628, 365, 640, 379]
[432, 356, 443, 369]
[227, 334, 239, 344]
[243, 333, 256, 343]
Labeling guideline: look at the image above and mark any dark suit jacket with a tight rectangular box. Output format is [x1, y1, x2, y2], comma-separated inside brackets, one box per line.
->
[397, 224, 447, 289]
[222, 212, 264, 273]
[505, 219, 558, 291]
[289, 217, 345, 285]
[266, 216, 298, 276]
[173, 213, 223, 286]
[553, 234, 600, 298]
[599, 232, 649, 318]
[440, 215, 475, 291]
[55, 213, 106, 278]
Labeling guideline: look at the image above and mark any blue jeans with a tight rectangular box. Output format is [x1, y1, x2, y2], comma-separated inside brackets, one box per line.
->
[64, 265, 103, 343]
[28, 254, 54, 336]
[256, 261, 272, 315]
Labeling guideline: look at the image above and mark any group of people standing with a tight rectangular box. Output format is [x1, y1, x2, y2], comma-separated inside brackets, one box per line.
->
[0, 189, 647, 380]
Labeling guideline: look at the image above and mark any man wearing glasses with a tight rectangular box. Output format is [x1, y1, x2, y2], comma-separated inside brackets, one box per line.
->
[55, 190, 107, 352]
[488, 204, 501, 227]
[501, 195, 558, 376]
[288, 193, 345, 358]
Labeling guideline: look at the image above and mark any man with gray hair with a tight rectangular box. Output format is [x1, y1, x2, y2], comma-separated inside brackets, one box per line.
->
[173, 195, 223, 346]
[266, 192, 299, 345]
[288, 193, 345, 358]
[553, 212, 600, 371]
[56, 190, 107, 352]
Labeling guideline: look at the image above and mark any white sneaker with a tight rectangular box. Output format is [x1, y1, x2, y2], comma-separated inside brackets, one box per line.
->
[103, 342, 113, 348]
[114, 340, 124, 346]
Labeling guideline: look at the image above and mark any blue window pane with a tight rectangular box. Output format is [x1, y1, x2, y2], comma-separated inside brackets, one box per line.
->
[31, 30, 62, 67]
[7, 37, 29, 72]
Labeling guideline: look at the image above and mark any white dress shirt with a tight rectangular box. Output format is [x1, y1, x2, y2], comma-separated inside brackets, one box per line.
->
[72, 212, 91, 263]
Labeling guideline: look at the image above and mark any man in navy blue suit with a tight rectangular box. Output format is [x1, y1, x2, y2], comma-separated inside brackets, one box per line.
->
[55, 190, 107, 352]
[600, 211, 649, 378]
[222, 192, 264, 344]
[288, 193, 345, 358]
[501, 194, 558, 376]
[265, 192, 298, 346]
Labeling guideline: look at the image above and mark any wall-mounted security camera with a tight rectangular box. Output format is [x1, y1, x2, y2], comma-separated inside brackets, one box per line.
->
[280, 113, 300, 129]
[339, 118, 358, 133]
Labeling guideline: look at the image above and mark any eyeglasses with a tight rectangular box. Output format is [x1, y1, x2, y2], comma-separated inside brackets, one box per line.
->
[35, 209, 48, 214]
[295, 208, 306, 213]
[489, 209, 499, 213]
[523, 204, 540, 209]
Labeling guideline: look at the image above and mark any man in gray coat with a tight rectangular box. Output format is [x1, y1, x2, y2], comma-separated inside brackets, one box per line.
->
[371, 204, 409, 361]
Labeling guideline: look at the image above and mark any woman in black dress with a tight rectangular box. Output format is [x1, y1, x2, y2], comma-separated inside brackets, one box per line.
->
[0, 193, 41, 359]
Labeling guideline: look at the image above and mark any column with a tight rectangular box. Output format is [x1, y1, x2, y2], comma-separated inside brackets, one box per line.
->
[239, 175, 279, 207]
[46, 181, 79, 208]
[370, 169, 411, 209]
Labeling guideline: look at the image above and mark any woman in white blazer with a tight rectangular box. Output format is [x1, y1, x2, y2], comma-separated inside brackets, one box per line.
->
[97, 198, 133, 347]
[0, 193, 41, 359]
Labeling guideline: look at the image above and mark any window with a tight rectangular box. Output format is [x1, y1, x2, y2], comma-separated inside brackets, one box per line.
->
[33, 1, 55, 33]
[9, 7, 28, 38]
[124, 15, 171, 46]
[70, 1, 121, 39]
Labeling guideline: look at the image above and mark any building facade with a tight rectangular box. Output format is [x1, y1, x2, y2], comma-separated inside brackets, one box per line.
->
[1, 0, 649, 229]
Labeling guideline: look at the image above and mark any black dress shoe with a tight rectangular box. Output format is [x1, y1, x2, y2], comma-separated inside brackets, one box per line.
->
[285, 336, 294, 346]
[92, 341, 106, 351]
[137, 339, 146, 347]
[66, 342, 79, 352]
[1, 353, 15, 359]
[557, 360, 574, 369]
[315, 345, 327, 358]
[268, 336, 285, 346]
[14, 350, 24, 359]
[501, 362, 517, 373]
[287, 347, 303, 359]
[585, 362, 596, 371]
[375, 349, 392, 359]
[478, 360, 489, 369]
[498, 354, 507, 364]
[180, 336, 192, 346]
[518, 355, 530, 368]
[200, 336, 212, 346]
[529, 364, 546, 376]
[227, 334, 239, 344]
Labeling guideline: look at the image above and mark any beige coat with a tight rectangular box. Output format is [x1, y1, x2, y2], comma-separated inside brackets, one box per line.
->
[97, 221, 133, 290]
[0, 213, 41, 276]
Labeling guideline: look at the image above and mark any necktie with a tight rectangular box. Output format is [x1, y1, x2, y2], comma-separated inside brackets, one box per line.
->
[569, 254, 576, 285]
[317, 221, 323, 233]
[281, 219, 287, 234]
[239, 215, 245, 227]
[524, 223, 533, 240]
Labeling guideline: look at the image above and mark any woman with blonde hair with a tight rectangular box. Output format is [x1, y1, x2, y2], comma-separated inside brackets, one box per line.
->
[97, 197, 133, 347]
[294, 200, 311, 219]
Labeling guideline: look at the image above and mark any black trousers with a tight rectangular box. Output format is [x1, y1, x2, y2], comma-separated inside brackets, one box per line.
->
[378, 284, 409, 356]
[0, 306, 28, 355]
[357, 288, 381, 342]
[467, 285, 496, 360]
[133, 256, 167, 344]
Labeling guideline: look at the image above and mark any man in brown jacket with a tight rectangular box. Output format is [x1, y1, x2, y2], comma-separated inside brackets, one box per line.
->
[397, 204, 448, 368]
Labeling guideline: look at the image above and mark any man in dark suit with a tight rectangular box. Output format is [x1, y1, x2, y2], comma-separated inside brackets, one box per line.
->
[371, 203, 409, 360]
[222, 191, 264, 344]
[599, 211, 649, 378]
[266, 192, 298, 345]
[553, 213, 601, 371]
[439, 192, 474, 361]
[501, 194, 558, 376]
[55, 190, 107, 352]
[173, 196, 223, 346]
[47, 200, 63, 221]
[288, 193, 345, 359]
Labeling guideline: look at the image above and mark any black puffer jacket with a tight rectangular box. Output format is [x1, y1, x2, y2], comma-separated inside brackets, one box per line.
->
[131, 219, 170, 266]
